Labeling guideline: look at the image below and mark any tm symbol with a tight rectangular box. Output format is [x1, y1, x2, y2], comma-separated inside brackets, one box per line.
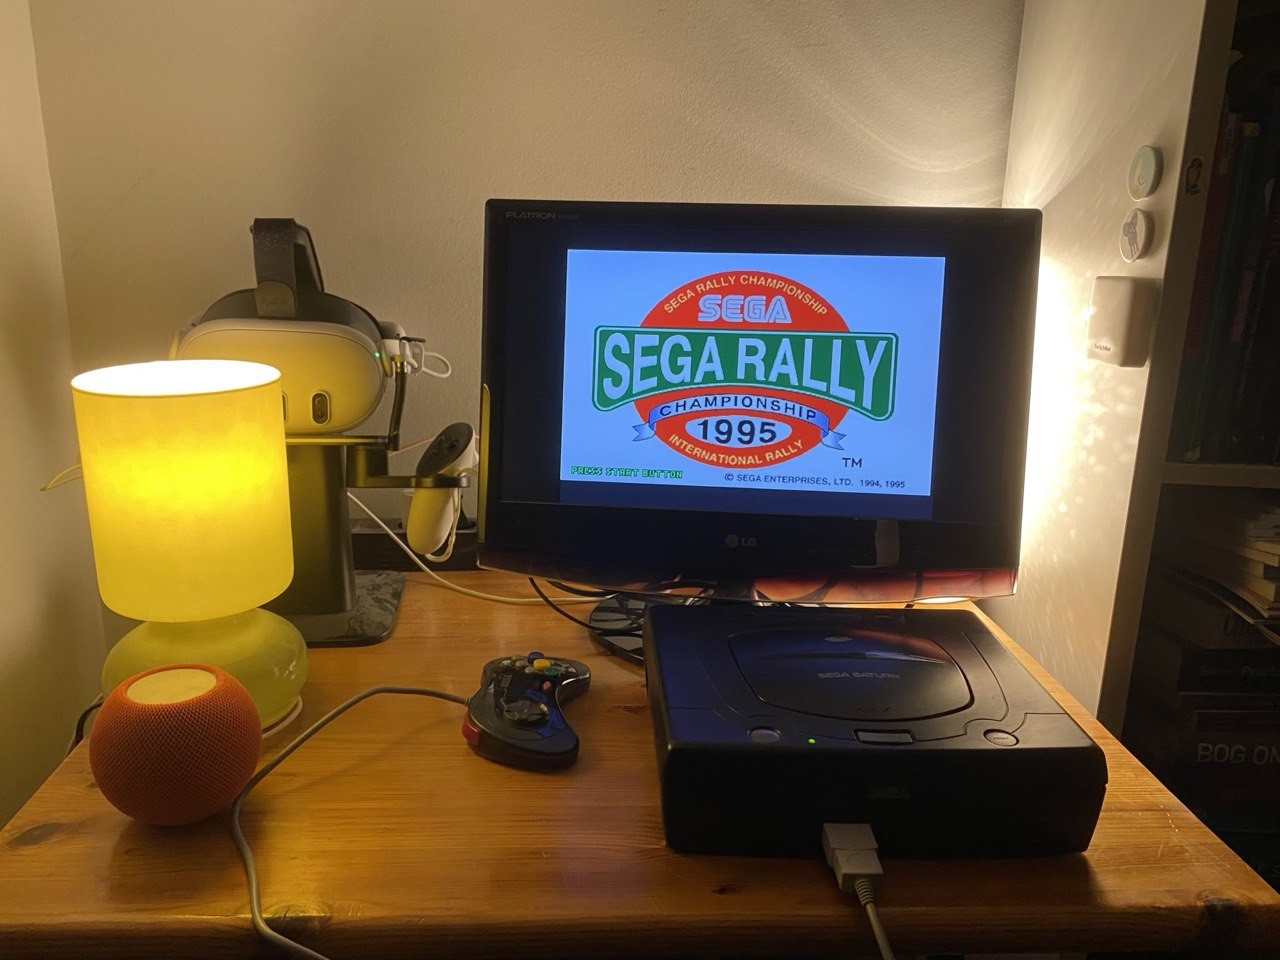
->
[841, 457, 863, 468]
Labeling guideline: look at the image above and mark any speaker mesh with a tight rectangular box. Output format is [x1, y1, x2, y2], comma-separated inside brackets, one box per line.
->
[90, 664, 261, 826]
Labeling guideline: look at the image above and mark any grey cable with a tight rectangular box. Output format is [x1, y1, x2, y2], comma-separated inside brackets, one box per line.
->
[230, 686, 467, 960]
[853, 877, 895, 960]
[822, 824, 894, 960]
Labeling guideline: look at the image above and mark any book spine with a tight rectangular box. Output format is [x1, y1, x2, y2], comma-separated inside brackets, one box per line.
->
[1191, 709, 1280, 733]
[1222, 87, 1280, 461]
[1141, 568, 1263, 644]
[1124, 701, 1280, 784]
[1208, 550, 1279, 580]
[1176, 653, 1280, 692]
[1131, 624, 1280, 694]
[1246, 185, 1280, 461]
[1169, 109, 1240, 460]
[1153, 544, 1280, 602]
[1170, 691, 1280, 712]
[1155, 491, 1280, 550]
[1134, 727, 1280, 773]
[1181, 124, 1263, 462]
[1156, 532, 1280, 579]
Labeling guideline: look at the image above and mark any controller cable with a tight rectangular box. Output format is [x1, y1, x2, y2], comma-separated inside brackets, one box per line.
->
[545, 579, 615, 598]
[226, 498, 605, 956]
[528, 578, 649, 641]
[230, 685, 467, 960]
[529, 579, 724, 662]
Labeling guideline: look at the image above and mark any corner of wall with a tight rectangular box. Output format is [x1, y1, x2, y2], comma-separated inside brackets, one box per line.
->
[0, 0, 107, 825]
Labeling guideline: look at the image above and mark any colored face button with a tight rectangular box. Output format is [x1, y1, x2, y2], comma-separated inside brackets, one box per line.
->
[532, 658, 552, 672]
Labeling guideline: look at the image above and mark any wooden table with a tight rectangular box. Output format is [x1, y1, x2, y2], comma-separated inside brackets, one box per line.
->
[2, 571, 1278, 958]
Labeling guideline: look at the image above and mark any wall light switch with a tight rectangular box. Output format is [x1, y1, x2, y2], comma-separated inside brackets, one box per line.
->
[1128, 145, 1162, 200]
[1086, 276, 1160, 367]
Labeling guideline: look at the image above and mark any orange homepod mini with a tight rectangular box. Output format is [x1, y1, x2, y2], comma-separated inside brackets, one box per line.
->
[89, 664, 261, 826]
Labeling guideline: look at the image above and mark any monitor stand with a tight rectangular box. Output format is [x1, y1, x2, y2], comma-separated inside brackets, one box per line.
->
[585, 595, 663, 663]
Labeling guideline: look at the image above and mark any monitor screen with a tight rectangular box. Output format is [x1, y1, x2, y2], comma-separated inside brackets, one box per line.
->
[479, 200, 1039, 595]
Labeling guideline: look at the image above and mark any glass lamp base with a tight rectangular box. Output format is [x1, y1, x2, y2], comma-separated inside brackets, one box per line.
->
[101, 608, 307, 728]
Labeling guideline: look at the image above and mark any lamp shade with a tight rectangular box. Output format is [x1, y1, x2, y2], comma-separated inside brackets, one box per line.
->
[72, 360, 293, 622]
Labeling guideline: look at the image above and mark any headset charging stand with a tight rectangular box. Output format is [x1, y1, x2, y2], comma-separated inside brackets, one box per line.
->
[176, 219, 467, 647]
[270, 439, 467, 647]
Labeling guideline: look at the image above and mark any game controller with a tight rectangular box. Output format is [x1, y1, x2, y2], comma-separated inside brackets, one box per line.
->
[462, 653, 590, 770]
[405, 422, 478, 556]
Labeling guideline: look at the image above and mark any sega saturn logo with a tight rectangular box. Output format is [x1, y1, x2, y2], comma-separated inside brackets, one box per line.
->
[724, 534, 757, 548]
[817, 671, 901, 679]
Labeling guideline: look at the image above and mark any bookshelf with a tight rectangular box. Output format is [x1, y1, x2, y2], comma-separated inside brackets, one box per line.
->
[1163, 462, 1280, 487]
[1118, 0, 1280, 892]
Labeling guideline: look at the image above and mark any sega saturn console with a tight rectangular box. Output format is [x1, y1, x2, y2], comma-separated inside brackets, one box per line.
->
[645, 604, 1106, 858]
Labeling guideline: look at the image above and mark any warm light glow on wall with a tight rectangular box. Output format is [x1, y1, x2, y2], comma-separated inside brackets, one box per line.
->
[1019, 258, 1094, 553]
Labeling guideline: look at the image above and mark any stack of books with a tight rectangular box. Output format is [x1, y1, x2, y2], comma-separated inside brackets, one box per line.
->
[1124, 565, 1280, 892]
[1153, 487, 1280, 618]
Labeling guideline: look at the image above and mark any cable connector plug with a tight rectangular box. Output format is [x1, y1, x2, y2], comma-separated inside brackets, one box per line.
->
[822, 823, 895, 960]
[822, 822, 883, 895]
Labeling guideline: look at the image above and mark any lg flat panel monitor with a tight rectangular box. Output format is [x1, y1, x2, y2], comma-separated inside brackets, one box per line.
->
[478, 200, 1040, 602]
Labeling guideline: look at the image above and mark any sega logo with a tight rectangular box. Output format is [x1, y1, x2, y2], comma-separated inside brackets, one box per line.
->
[697, 294, 792, 324]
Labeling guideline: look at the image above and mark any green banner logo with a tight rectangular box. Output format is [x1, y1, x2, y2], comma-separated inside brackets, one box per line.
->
[592, 328, 897, 420]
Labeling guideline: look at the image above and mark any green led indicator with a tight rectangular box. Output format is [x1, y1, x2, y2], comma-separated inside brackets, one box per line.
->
[807, 738, 816, 744]
[374, 351, 381, 358]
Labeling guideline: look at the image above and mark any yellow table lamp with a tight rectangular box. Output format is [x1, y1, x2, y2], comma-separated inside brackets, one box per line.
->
[71, 359, 306, 729]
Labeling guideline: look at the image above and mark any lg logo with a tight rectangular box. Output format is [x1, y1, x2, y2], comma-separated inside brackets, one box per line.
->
[724, 534, 757, 549]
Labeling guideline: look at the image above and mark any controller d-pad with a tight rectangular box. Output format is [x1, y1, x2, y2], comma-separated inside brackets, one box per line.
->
[501, 698, 549, 726]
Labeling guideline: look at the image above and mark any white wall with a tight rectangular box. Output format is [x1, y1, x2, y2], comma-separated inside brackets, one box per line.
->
[0, 0, 1026, 820]
[29, 0, 1025, 512]
[984, 0, 1229, 723]
[0, 0, 105, 824]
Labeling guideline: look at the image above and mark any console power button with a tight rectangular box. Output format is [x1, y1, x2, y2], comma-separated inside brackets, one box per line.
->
[984, 730, 1019, 747]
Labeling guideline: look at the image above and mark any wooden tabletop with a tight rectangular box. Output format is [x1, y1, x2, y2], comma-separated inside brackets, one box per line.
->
[2, 571, 1278, 958]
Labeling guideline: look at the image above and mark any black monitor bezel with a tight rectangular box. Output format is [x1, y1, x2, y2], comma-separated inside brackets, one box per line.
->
[478, 199, 1039, 588]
